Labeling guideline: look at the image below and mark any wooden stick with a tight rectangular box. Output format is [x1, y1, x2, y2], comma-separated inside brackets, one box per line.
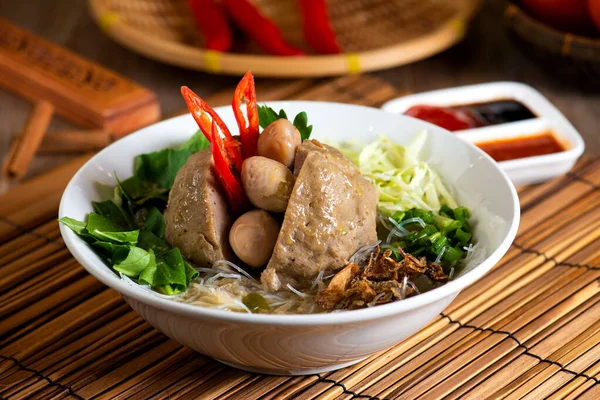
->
[2, 100, 54, 179]
[37, 129, 111, 154]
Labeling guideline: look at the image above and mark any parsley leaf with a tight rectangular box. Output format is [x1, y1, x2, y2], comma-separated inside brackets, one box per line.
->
[257, 104, 281, 129]
[293, 111, 313, 141]
[257, 104, 313, 140]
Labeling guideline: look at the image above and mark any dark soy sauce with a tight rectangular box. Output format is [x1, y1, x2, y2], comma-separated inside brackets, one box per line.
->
[405, 100, 537, 131]
[453, 100, 536, 126]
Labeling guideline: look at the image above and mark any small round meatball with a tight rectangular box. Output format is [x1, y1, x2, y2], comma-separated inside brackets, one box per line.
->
[257, 119, 301, 169]
[229, 210, 280, 268]
[241, 156, 295, 213]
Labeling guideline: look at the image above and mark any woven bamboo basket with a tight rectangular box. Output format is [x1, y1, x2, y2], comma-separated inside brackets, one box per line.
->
[88, 0, 480, 77]
[504, 3, 600, 88]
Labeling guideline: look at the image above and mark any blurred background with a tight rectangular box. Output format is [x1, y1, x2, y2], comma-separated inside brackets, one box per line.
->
[0, 0, 599, 193]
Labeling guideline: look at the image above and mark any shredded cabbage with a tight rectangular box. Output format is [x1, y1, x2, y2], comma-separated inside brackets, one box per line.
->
[337, 131, 458, 216]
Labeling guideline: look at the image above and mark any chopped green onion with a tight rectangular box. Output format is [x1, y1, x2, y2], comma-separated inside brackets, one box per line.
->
[391, 211, 405, 222]
[454, 229, 472, 245]
[443, 246, 463, 263]
[439, 204, 454, 218]
[383, 205, 474, 267]
[453, 206, 471, 223]
[442, 220, 463, 234]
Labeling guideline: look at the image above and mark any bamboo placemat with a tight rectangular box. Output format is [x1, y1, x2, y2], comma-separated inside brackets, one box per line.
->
[1, 76, 599, 400]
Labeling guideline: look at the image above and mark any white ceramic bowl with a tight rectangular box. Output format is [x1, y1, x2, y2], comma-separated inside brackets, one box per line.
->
[59, 101, 520, 375]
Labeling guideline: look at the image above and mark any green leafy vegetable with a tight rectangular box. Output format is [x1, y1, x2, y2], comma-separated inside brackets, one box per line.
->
[91, 241, 131, 264]
[119, 177, 169, 209]
[119, 130, 210, 208]
[61, 130, 210, 294]
[114, 247, 153, 277]
[58, 217, 87, 235]
[86, 212, 119, 233]
[62, 197, 198, 297]
[90, 229, 139, 245]
[144, 207, 166, 238]
[257, 104, 313, 141]
[150, 248, 188, 294]
[138, 252, 157, 286]
[85, 211, 136, 240]
[185, 261, 199, 284]
[60, 209, 195, 295]
[92, 200, 133, 230]
[138, 230, 171, 256]
[59, 129, 210, 296]
[61, 193, 199, 296]
[85, 212, 139, 245]
[130, 130, 210, 190]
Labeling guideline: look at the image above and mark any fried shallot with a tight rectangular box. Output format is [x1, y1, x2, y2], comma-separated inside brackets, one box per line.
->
[316, 246, 449, 310]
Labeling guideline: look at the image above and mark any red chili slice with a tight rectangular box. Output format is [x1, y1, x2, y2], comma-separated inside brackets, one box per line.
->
[180, 86, 242, 172]
[232, 72, 259, 159]
[404, 105, 479, 132]
[211, 120, 248, 213]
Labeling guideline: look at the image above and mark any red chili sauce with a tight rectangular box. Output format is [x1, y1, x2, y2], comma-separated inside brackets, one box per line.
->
[405, 100, 536, 132]
[475, 132, 566, 162]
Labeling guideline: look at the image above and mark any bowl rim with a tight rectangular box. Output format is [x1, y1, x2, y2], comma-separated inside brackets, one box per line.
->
[59, 100, 520, 326]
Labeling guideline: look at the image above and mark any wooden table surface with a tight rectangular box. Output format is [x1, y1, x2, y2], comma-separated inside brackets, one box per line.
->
[0, 0, 598, 194]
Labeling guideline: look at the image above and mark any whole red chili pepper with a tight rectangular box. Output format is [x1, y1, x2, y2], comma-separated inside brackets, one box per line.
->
[232, 72, 259, 159]
[211, 120, 249, 213]
[181, 86, 242, 172]
[298, 0, 340, 54]
[186, 0, 232, 52]
[221, 0, 305, 56]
